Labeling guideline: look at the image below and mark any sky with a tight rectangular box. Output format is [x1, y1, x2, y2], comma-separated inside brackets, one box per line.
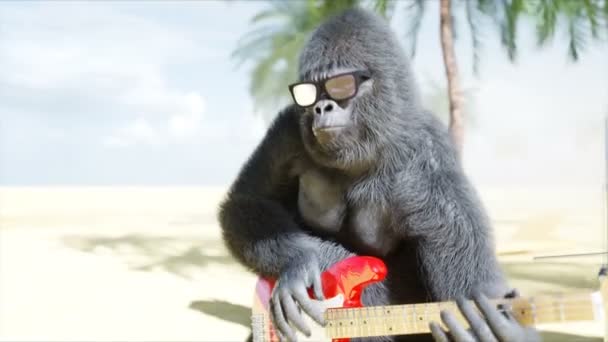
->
[0, 1, 607, 187]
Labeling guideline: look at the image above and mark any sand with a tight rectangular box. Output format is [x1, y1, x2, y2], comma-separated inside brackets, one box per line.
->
[0, 186, 606, 341]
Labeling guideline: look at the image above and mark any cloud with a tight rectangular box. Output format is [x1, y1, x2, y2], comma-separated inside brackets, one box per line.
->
[0, 3, 215, 149]
[124, 117, 158, 144]
[101, 136, 129, 148]
[0, 1, 273, 185]
[104, 91, 206, 147]
[167, 92, 205, 141]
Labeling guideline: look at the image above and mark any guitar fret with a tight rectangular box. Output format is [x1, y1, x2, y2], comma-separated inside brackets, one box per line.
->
[412, 304, 418, 332]
[379, 307, 384, 335]
[330, 309, 337, 338]
[340, 309, 345, 337]
[351, 308, 357, 337]
[345, 308, 350, 337]
[385, 306, 392, 334]
[366, 305, 373, 337]
[530, 297, 537, 324]
[402, 305, 408, 334]
[356, 306, 361, 337]
[362, 306, 369, 336]
[340, 309, 346, 337]
[436, 302, 443, 330]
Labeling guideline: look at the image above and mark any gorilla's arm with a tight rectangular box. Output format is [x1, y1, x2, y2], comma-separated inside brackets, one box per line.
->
[393, 120, 507, 301]
[219, 106, 352, 277]
[219, 106, 353, 340]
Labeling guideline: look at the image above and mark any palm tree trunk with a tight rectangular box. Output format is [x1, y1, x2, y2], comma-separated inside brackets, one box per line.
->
[439, 0, 465, 157]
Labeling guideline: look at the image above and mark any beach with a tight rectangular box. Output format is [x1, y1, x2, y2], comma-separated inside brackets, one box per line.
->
[0, 186, 605, 341]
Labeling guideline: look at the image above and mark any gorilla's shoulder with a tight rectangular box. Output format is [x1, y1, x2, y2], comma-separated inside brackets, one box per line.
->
[267, 105, 302, 133]
[405, 111, 460, 168]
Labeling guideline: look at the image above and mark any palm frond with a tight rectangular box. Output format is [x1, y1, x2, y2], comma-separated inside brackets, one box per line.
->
[372, 0, 397, 19]
[249, 33, 307, 118]
[403, 0, 426, 58]
[497, 0, 525, 62]
[250, 8, 287, 24]
[231, 27, 282, 66]
[565, 9, 589, 61]
[534, 0, 558, 45]
[582, 0, 601, 38]
[465, 0, 484, 76]
[476, 0, 497, 15]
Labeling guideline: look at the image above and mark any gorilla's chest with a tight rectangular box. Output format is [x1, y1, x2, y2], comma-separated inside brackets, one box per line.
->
[297, 169, 397, 255]
[297, 169, 346, 233]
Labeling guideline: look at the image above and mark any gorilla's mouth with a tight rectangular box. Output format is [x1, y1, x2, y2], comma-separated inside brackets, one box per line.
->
[313, 125, 347, 133]
[312, 126, 348, 145]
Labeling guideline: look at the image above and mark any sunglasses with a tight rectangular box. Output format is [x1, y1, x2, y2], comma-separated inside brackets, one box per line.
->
[288, 70, 371, 108]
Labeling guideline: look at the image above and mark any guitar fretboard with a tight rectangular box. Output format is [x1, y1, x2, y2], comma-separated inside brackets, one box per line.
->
[324, 292, 602, 339]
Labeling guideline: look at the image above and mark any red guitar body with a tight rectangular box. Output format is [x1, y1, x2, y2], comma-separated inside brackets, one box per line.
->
[251, 256, 388, 342]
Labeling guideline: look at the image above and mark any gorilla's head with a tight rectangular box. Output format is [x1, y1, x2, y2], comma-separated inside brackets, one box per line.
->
[290, 8, 422, 173]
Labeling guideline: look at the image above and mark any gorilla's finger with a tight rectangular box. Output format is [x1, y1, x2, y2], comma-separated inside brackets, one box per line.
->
[456, 298, 498, 342]
[311, 270, 324, 301]
[280, 291, 311, 337]
[271, 296, 297, 342]
[474, 294, 511, 341]
[429, 322, 450, 342]
[440, 310, 475, 342]
[273, 327, 286, 342]
[293, 287, 325, 326]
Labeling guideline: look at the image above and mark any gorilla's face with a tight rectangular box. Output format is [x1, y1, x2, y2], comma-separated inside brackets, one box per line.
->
[290, 67, 374, 147]
[292, 8, 418, 171]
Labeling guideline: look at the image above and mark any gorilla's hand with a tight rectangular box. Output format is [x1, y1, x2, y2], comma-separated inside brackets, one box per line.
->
[429, 292, 540, 342]
[269, 254, 326, 341]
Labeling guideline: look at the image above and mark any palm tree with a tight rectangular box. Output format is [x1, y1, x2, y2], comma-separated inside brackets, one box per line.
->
[439, 0, 466, 155]
[231, 0, 393, 122]
[402, 0, 607, 156]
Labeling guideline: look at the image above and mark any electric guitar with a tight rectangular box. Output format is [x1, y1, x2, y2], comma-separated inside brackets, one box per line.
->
[250, 256, 608, 342]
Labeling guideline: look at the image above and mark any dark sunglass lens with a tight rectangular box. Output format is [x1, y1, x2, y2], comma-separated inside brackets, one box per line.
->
[325, 74, 356, 100]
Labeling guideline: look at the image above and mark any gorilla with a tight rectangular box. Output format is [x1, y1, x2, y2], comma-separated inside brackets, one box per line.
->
[219, 8, 537, 342]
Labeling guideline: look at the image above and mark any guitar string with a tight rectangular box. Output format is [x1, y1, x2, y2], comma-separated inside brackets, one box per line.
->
[259, 303, 600, 337]
[259, 297, 599, 328]
[325, 303, 598, 323]
[326, 304, 598, 321]
[327, 301, 598, 318]
[323, 304, 601, 338]
[257, 294, 601, 335]
[324, 295, 598, 317]
[261, 308, 601, 342]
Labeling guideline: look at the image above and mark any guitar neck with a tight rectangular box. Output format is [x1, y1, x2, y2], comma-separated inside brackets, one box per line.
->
[324, 291, 604, 339]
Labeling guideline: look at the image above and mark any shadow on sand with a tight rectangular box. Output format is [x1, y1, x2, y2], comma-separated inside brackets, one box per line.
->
[61, 235, 604, 340]
[62, 233, 235, 278]
[502, 261, 601, 291]
[189, 299, 250, 327]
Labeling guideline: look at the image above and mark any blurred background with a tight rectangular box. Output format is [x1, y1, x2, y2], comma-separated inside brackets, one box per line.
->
[1, 0, 607, 341]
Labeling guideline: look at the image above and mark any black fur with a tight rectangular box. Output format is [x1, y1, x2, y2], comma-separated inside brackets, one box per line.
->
[219, 8, 512, 342]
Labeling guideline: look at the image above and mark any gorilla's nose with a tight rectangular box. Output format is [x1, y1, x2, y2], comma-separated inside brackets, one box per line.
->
[314, 99, 336, 116]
